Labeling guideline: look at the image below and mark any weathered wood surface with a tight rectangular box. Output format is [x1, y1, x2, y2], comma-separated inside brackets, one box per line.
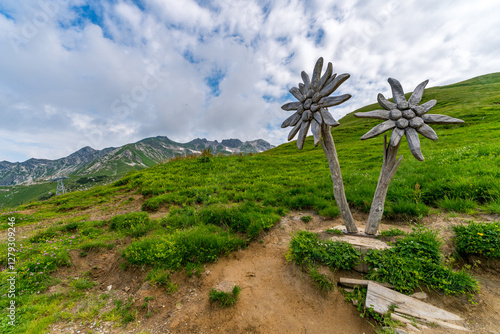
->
[339, 277, 393, 289]
[365, 136, 402, 235]
[393, 312, 469, 331]
[320, 124, 357, 233]
[330, 234, 392, 251]
[365, 282, 463, 321]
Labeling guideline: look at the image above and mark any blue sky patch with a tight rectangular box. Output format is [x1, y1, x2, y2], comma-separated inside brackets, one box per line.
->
[205, 68, 226, 97]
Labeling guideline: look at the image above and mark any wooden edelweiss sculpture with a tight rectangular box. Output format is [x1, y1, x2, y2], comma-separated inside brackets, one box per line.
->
[355, 78, 464, 234]
[281, 57, 357, 233]
[281, 57, 464, 235]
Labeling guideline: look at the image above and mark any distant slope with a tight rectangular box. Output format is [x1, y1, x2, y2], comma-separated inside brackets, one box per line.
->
[0, 137, 275, 186]
[0, 146, 114, 186]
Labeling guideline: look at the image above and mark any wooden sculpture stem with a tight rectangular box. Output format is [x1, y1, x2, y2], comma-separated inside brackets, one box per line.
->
[365, 135, 403, 235]
[320, 124, 358, 233]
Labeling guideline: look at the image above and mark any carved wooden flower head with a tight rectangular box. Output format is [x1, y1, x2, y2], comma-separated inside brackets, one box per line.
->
[354, 78, 464, 161]
[281, 57, 351, 149]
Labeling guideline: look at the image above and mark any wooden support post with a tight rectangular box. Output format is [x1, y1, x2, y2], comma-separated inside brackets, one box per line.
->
[320, 124, 358, 233]
[365, 135, 403, 235]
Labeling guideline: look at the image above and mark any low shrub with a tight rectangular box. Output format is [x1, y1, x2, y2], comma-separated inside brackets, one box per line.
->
[287, 231, 361, 270]
[438, 197, 476, 213]
[308, 267, 335, 292]
[209, 285, 241, 308]
[109, 212, 153, 238]
[29, 228, 59, 243]
[453, 221, 500, 258]
[71, 278, 97, 290]
[365, 227, 478, 295]
[379, 228, 406, 237]
[123, 224, 246, 269]
[301, 215, 312, 223]
[80, 241, 114, 252]
[146, 268, 177, 293]
[318, 206, 340, 219]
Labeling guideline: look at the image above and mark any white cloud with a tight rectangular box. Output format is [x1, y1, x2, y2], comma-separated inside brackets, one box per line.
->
[0, 0, 498, 161]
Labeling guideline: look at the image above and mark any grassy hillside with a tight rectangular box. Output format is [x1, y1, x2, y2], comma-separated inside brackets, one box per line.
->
[0, 73, 499, 333]
[114, 72, 500, 218]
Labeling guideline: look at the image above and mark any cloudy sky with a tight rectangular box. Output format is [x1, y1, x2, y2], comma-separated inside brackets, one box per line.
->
[0, 0, 498, 162]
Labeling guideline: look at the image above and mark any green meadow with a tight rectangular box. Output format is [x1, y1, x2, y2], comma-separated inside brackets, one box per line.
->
[0, 73, 499, 332]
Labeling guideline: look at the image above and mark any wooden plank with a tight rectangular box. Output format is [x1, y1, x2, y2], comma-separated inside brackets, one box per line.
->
[393, 312, 469, 331]
[391, 314, 429, 330]
[339, 277, 393, 289]
[365, 282, 463, 321]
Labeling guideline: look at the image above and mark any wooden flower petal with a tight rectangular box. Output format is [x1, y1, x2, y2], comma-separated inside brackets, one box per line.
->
[281, 112, 301, 128]
[377, 93, 397, 110]
[281, 102, 302, 111]
[390, 127, 405, 147]
[421, 114, 464, 124]
[311, 119, 321, 147]
[297, 121, 310, 150]
[287, 120, 302, 141]
[313, 111, 322, 125]
[409, 79, 429, 106]
[318, 62, 333, 91]
[420, 100, 437, 114]
[324, 73, 337, 88]
[289, 87, 305, 102]
[320, 108, 339, 127]
[405, 127, 424, 161]
[360, 120, 396, 140]
[301, 71, 311, 91]
[318, 94, 351, 107]
[319, 73, 350, 97]
[311, 57, 323, 90]
[354, 109, 390, 120]
[299, 83, 306, 94]
[416, 123, 438, 140]
[388, 78, 406, 105]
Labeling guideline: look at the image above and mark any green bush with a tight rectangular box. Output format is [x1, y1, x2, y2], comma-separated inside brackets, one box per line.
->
[379, 228, 406, 237]
[318, 206, 340, 219]
[301, 215, 312, 223]
[438, 197, 476, 213]
[80, 241, 114, 252]
[109, 212, 153, 238]
[453, 221, 500, 258]
[308, 267, 335, 292]
[63, 221, 81, 231]
[365, 227, 478, 295]
[388, 200, 429, 218]
[29, 228, 59, 243]
[287, 231, 361, 270]
[209, 285, 241, 308]
[71, 278, 97, 290]
[146, 268, 177, 293]
[123, 225, 245, 269]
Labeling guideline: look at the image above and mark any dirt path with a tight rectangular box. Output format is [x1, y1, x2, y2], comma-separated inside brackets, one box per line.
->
[161, 213, 374, 334]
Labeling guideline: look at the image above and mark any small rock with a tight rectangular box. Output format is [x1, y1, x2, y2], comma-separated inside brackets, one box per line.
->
[214, 281, 236, 294]
[107, 285, 112, 291]
[410, 292, 428, 300]
[205, 270, 211, 276]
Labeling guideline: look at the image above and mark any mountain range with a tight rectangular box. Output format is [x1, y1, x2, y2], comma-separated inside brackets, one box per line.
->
[0, 136, 274, 186]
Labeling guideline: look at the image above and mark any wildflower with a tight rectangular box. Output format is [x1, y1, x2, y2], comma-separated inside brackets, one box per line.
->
[477, 233, 484, 236]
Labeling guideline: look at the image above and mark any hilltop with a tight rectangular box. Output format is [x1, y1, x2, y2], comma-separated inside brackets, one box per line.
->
[0, 136, 274, 207]
[0, 73, 499, 333]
